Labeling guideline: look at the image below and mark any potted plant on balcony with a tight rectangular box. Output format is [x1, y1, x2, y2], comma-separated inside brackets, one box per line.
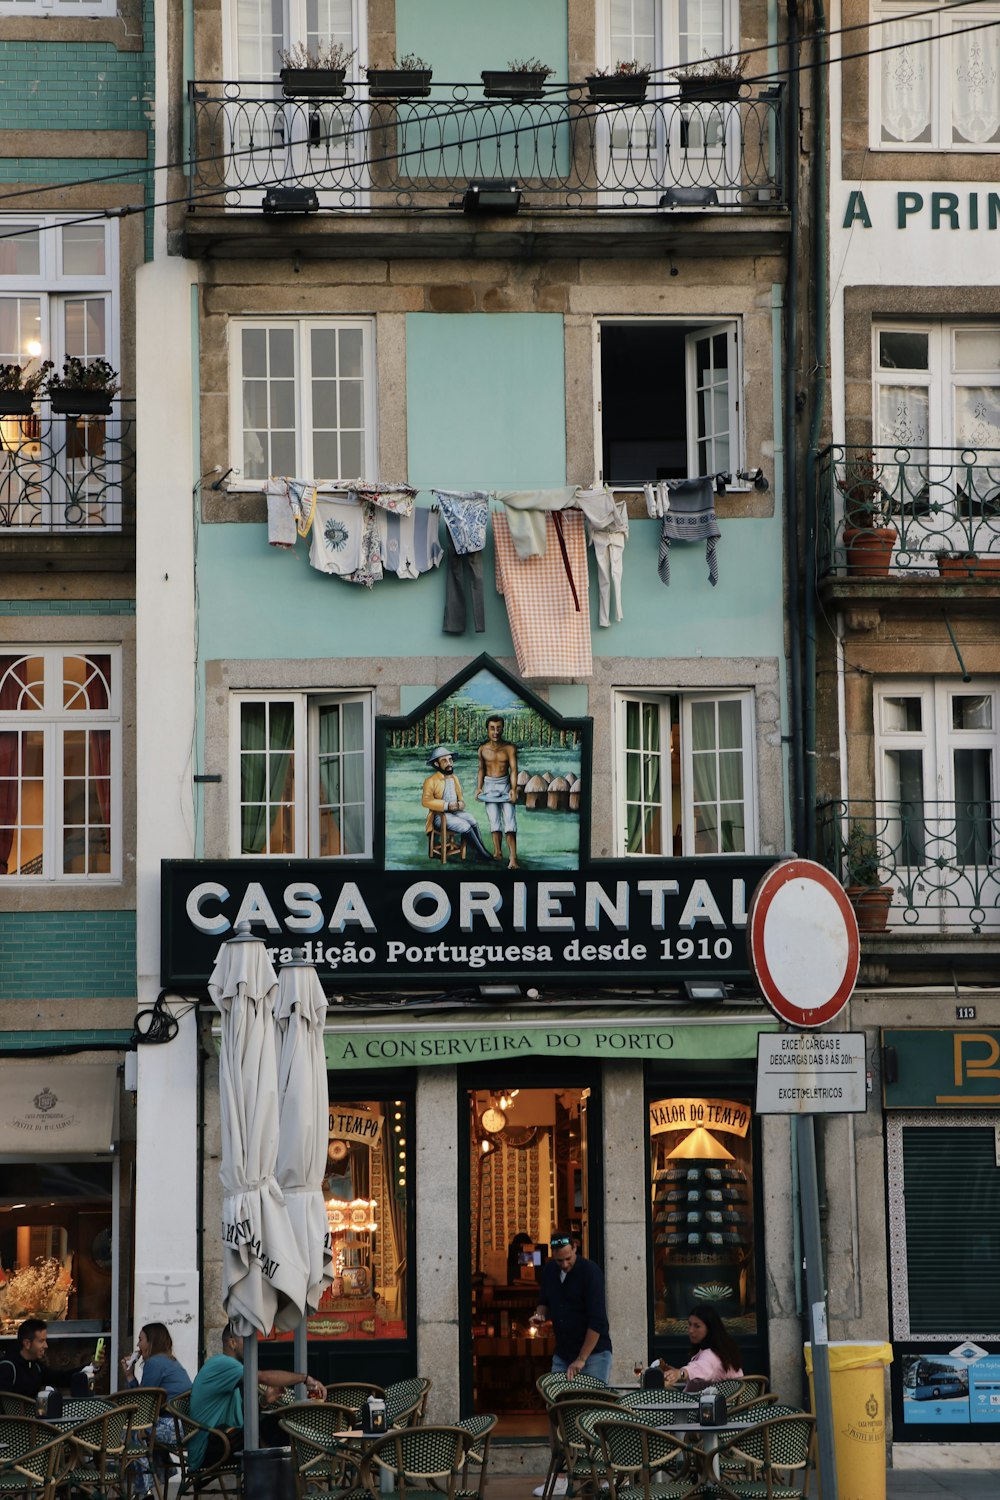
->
[481, 58, 553, 101]
[843, 821, 894, 933]
[935, 549, 1000, 580]
[279, 40, 356, 99]
[45, 357, 120, 416]
[0, 360, 53, 416]
[586, 59, 651, 104]
[365, 53, 433, 99]
[671, 51, 748, 102]
[838, 450, 897, 576]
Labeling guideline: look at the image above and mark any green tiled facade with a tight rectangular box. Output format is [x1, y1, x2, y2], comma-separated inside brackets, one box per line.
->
[0, 911, 136, 999]
[0, 599, 136, 615]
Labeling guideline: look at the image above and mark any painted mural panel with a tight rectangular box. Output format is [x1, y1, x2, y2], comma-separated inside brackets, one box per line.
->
[383, 666, 582, 871]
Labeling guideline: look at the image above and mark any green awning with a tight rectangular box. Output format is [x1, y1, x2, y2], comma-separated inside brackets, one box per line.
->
[324, 1007, 777, 1070]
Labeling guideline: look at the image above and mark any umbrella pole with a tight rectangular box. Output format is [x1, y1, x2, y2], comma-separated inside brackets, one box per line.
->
[244, 1337, 260, 1449]
[293, 1319, 308, 1400]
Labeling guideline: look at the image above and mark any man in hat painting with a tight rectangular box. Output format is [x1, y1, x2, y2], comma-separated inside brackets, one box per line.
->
[421, 746, 497, 861]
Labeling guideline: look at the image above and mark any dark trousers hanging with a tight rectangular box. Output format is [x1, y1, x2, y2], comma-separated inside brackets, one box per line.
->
[443, 534, 485, 634]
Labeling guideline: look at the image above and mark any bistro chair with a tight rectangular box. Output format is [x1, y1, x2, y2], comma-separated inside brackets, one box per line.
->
[277, 1403, 369, 1499]
[538, 1395, 621, 1500]
[536, 1374, 615, 1406]
[63, 1400, 138, 1500]
[0, 1396, 37, 1418]
[710, 1412, 816, 1498]
[451, 1414, 497, 1500]
[619, 1390, 699, 1417]
[0, 1416, 73, 1500]
[164, 1393, 242, 1500]
[107, 1388, 167, 1500]
[365, 1426, 469, 1500]
[588, 1413, 702, 1500]
[385, 1379, 433, 1429]
[714, 1405, 804, 1483]
[321, 1385, 387, 1426]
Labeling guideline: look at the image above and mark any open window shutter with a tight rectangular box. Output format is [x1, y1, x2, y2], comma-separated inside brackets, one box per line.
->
[684, 323, 737, 478]
[900, 1123, 1000, 1334]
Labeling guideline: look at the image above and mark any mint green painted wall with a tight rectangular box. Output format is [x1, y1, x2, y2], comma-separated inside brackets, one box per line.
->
[395, 0, 568, 83]
[196, 514, 782, 662]
[406, 314, 567, 491]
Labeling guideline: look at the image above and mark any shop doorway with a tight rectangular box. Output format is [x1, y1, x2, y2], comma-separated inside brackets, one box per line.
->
[466, 1081, 594, 1436]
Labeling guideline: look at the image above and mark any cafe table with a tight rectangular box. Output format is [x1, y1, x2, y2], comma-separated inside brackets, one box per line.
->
[332, 1428, 402, 1496]
[38, 1399, 112, 1429]
[649, 1419, 758, 1484]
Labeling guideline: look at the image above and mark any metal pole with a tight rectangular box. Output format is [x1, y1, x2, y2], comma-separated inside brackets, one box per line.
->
[293, 1321, 308, 1401]
[796, 1114, 839, 1500]
[243, 1334, 260, 1449]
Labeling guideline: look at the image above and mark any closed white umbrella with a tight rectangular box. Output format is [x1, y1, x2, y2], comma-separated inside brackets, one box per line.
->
[275, 954, 333, 1381]
[209, 925, 309, 1341]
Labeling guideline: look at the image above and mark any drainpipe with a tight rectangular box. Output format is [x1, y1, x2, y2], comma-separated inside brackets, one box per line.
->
[803, 0, 829, 858]
[784, 0, 805, 855]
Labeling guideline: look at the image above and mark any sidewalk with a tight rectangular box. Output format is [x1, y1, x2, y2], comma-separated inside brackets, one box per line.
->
[485, 1468, 1000, 1500]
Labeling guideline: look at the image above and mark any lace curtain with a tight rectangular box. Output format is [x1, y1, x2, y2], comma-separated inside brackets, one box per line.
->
[881, 17, 932, 143]
[951, 23, 1000, 144]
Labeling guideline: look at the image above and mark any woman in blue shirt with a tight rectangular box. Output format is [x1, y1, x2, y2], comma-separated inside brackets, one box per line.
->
[122, 1322, 192, 1495]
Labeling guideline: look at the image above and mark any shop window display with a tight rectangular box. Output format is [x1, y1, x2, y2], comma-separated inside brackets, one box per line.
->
[305, 1098, 409, 1341]
[649, 1096, 757, 1339]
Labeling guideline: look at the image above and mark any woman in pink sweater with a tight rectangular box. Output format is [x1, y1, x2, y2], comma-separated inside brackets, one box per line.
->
[659, 1305, 743, 1387]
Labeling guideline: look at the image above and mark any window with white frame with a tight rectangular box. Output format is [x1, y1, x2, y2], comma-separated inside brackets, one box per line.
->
[226, 0, 364, 81]
[600, 0, 739, 86]
[615, 690, 756, 856]
[874, 322, 1000, 456]
[0, 217, 117, 382]
[598, 320, 741, 484]
[231, 690, 373, 857]
[0, 648, 121, 881]
[875, 0, 1000, 149]
[230, 319, 376, 486]
[875, 678, 999, 871]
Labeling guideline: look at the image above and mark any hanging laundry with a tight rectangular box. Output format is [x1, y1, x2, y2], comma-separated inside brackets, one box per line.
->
[496, 487, 579, 560]
[352, 481, 417, 515]
[651, 476, 721, 586]
[493, 511, 592, 679]
[309, 497, 365, 575]
[578, 488, 629, 627]
[377, 507, 443, 579]
[344, 503, 384, 588]
[291, 479, 317, 538]
[643, 481, 670, 519]
[442, 532, 485, 635]
[265, 478, 298, 549]
[433, 489, 491, 556]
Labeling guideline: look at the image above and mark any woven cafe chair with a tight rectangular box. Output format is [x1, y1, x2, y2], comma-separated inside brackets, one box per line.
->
[0, 1396, 37, 1418]
[106, 1388, 167, 1500]
[278, 1402, 370, 1500]
[164, 1393, 242, 1500]
[728, 1377, 770, 1405]
[537, 1395, 621, 1500]
[709, 1412, 816, 1499]
[0, 1416, 73, 1500]
[322, 1384, 387, 1425]
[713, 1405, 805, 1483]
[451, 1414, 497, 1500]
[385, 1378, 432, 1428]
[63, 1400, 138, 1500]
[366, 1425, 469, 1500]
[588, 1413, 702, 1500]
[536, 1373, 615, 1407]
[619, 1390, 699, 1417]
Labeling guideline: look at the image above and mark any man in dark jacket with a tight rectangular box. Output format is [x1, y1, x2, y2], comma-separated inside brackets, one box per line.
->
[530, 1230, 612, 1382]
[0, 1319, 59, 1398]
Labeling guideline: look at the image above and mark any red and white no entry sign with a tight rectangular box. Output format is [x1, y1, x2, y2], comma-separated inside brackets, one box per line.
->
[747, 859, 860, 1028]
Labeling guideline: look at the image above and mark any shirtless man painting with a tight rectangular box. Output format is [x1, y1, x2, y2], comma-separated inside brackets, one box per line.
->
[477, 715, 519, 868]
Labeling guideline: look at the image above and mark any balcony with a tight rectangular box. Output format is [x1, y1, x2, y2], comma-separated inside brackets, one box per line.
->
[0, 400, 135, 569]
[817, 799, 1000, 938]
[818, 445, 1000, 592]
[185, 81, 787, 259]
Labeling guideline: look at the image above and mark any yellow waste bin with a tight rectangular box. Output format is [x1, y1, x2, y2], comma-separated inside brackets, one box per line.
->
[804, 1341, 893, 1500]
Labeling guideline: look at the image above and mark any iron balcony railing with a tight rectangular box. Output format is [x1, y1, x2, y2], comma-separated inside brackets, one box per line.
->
[817, 799, 1000, 933]
[818, 444, 1000, 578]
[0, 400, 135, 533]
[187, 81, 786, 212]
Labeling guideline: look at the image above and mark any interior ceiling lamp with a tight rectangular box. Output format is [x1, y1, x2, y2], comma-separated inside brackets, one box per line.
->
[666, 1126, 734, 1161]
[262, 185, 320, 214]
[460, 179, 522, 214]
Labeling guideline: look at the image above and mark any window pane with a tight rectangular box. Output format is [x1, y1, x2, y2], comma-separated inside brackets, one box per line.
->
[64, 299, 107, 361]
[242, 327, 267, 378]
[0, 228, 40, 277]
[877, 384, 929, 453]
[953, 695, 993, 731]
[343, 750, 364, 805]
[339, 431, 363, 479]
[719, 801, 746, 852]
[0, 297, 42, 366]
[342, 802, 366, 854]
[951, 24, 1000, 146]
[717, 700, 743, 750]
[338, 327, 363, 378]
[882, 695, 922, 733]
[313, 431, 341, 479]
[64, 654, 110, 711]
[317, 1097, 409, 1342]
[0, 655, 45, 709]
[954, 329, 1000, 372]
[340, 379, 363, 430]
[310, 327, 338, 378]
[268, 328, 294, 378]
[879, 331, 929, 372]
[955, 386, 1000, 450]
[880, 18, 932, 144]
[342, 700, 365, 750]
[62, 224, 106, 276]
[239, 699, 296, 855]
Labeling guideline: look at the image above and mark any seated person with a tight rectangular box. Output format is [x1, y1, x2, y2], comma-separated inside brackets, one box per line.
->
[122, 1322, 193, 1496]
[421, 746, 496, 862]
[188, 1323, 326, 1468]
[0, 1317, 104, 1398]
[652, 1305, 743, 1389]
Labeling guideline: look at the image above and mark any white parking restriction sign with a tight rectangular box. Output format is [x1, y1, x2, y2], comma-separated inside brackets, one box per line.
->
[756, 1031, 867, 1114]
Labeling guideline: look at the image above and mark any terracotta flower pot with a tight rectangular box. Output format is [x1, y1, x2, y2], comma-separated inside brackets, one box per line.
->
[843, 525, 896, 577]
[847, 886, 893, 933]
[936, 552, 1000, 580]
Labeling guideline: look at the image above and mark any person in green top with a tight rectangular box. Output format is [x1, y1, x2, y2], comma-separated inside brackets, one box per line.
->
[188, 1323, 326, 1468]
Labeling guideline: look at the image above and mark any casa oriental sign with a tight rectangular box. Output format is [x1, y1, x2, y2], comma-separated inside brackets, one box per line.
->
[160, 857, 776, 994]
